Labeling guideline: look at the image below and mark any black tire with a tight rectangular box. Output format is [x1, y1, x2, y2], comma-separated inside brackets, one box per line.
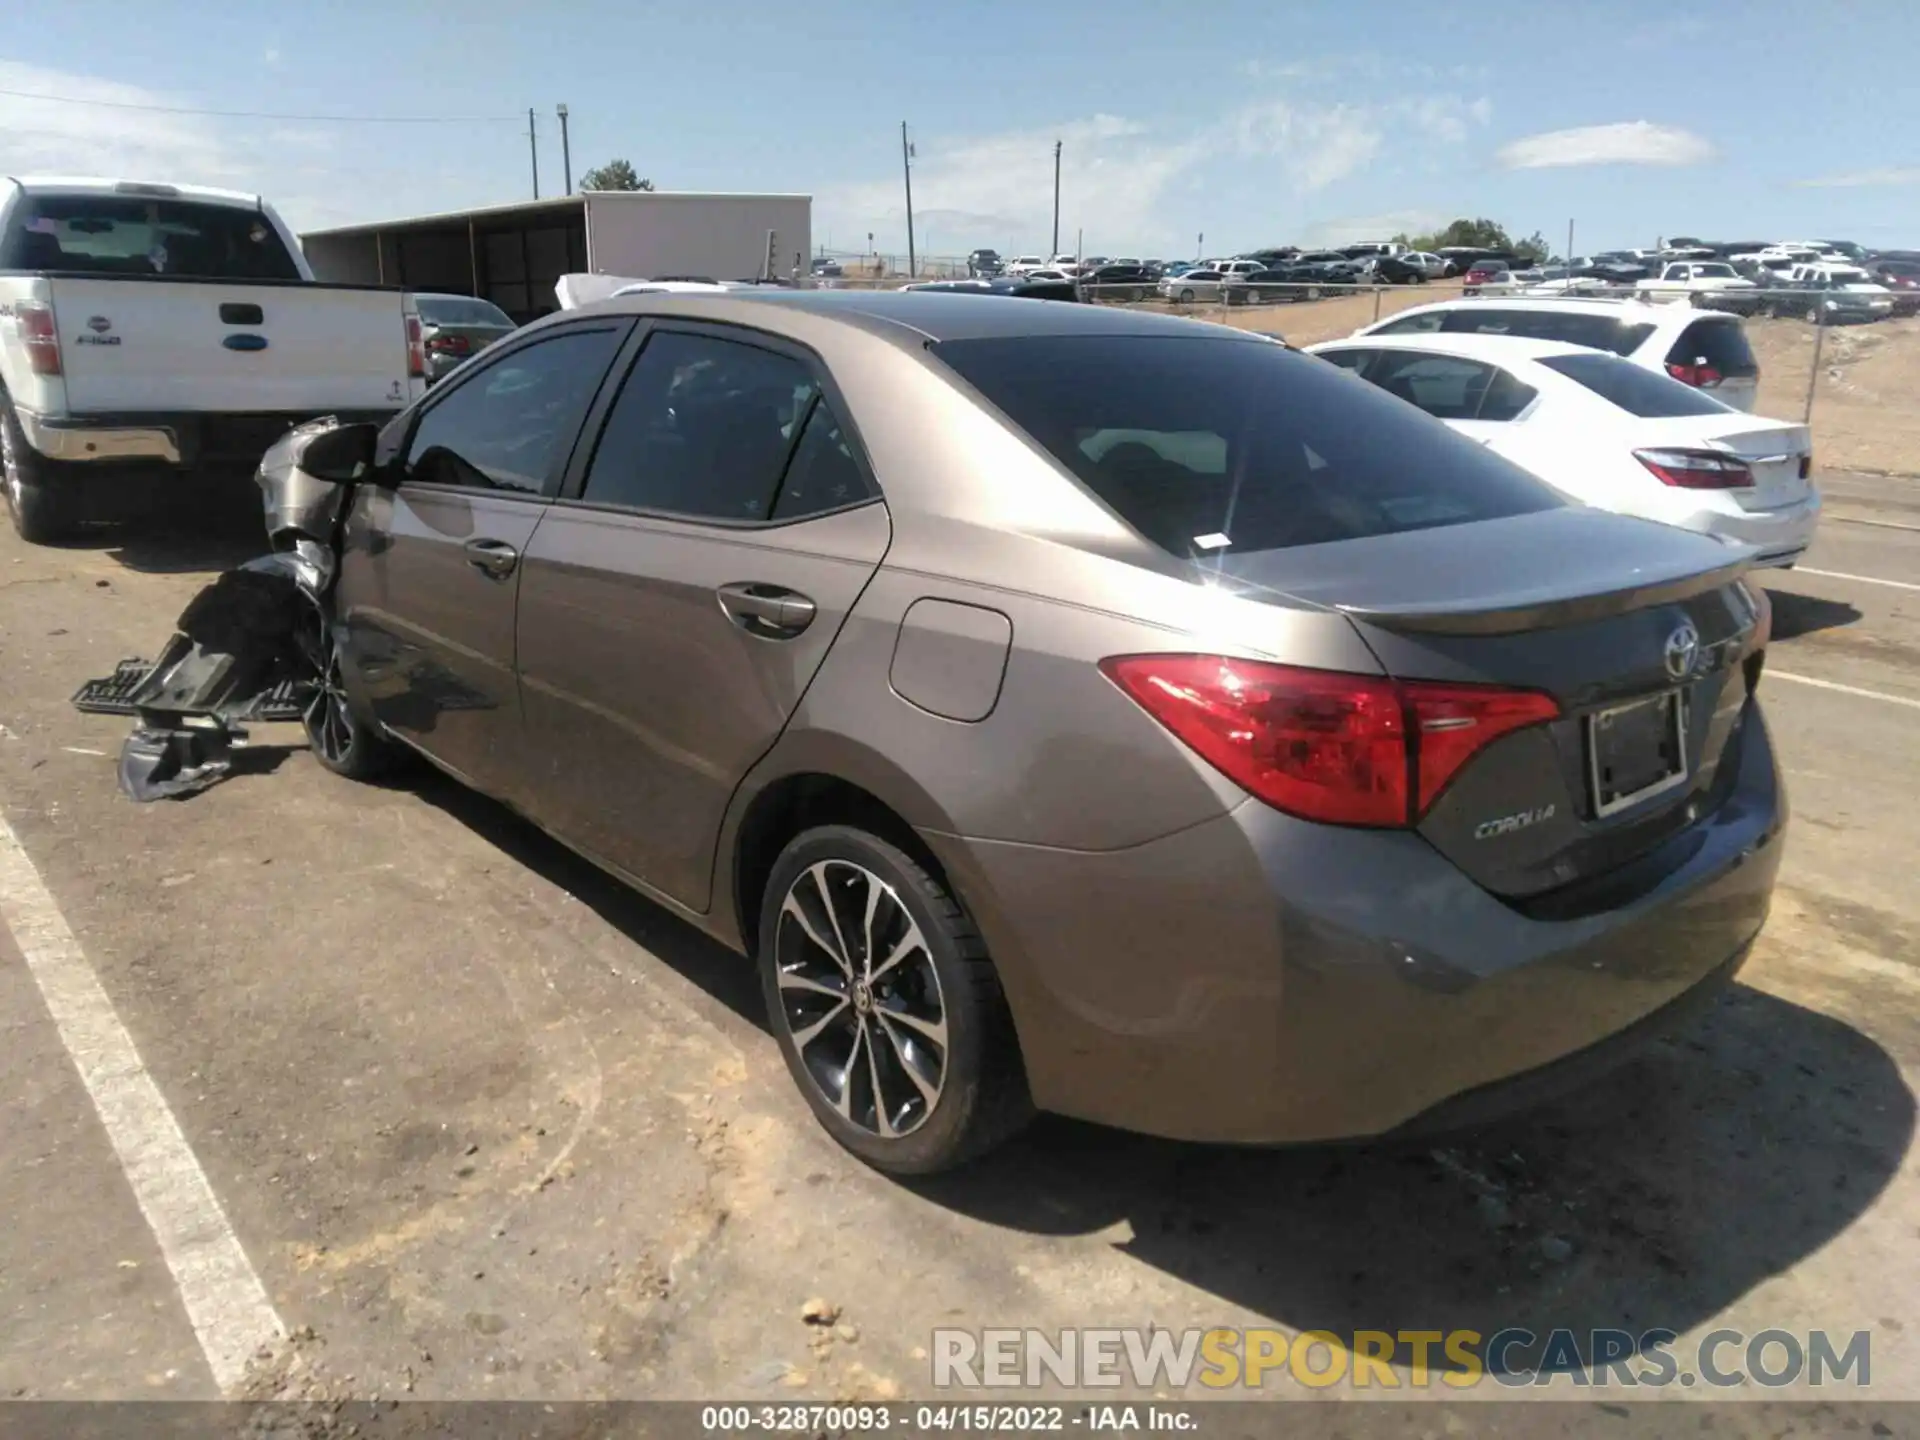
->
[302, 621, 405, 782]
[1178, 287, 1195, 304]
[2, 398, 76, 544]
[758, 825, 1031, 1175]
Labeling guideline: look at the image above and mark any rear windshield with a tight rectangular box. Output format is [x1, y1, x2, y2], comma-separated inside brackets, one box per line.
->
[930, 335, 1562, 558]
[417, 296, 514, 327]
[1378, 307, 1658, 357]
[1665, 319, 1758, 377]
[0, 193, 301, 280]
[1538, 353, 1732, 417]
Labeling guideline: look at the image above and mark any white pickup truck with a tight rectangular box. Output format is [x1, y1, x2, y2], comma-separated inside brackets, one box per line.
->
[1, 176, 427, 542]
[1632, 260, 1761, 313]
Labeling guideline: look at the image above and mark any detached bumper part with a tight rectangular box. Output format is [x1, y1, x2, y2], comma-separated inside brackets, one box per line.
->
[74, 555, 324, 803]
[118, 717, 250, 803]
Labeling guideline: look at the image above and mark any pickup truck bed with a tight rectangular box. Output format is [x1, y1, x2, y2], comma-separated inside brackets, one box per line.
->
[1, 176, 427, 542]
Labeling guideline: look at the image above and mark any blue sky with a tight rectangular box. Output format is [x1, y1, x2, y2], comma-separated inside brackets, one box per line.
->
[3, 0, 1916, 261]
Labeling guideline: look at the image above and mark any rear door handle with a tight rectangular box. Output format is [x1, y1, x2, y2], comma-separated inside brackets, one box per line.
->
[464, 538, 520, 579]
[717, 582, 816, 637]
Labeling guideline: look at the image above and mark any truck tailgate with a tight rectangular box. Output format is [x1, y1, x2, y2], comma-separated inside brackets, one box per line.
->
[49, 279, 414, 415]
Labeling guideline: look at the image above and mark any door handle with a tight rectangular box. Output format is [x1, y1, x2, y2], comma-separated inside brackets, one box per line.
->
[463, 537, 520, 579]
[717, 582, 816, 637]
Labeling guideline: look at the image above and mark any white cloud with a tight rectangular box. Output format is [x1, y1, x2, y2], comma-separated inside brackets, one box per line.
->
[0, 60, 415, 232]
[0, 59, 251, 185]
[1293, 209, 1450, 248]
[264, 47, 282, 67]
[1232, 100, 1384, 191]
[1794, 167, 1920, 188]
[817, 113, 1205, 259]
[819, 91, 1494, 257]
[1496, 121, 1715, 170]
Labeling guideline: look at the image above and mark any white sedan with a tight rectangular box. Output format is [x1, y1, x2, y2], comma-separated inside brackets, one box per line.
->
[1306, 333, 1820, 567]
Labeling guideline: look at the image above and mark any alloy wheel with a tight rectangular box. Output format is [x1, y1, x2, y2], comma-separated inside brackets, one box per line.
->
[304, 643, 356, 766]
[774, 859, 948, 1139]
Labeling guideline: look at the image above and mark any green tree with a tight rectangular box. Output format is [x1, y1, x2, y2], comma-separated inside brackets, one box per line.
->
[1513, 230, 1549, 263]
[579, 159, 653, 192]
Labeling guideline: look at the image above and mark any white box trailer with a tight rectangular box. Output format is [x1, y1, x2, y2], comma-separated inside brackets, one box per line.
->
[300, 191, 812, 322]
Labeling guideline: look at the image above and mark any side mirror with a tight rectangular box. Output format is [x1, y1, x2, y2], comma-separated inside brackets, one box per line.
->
[295, 421, 380, 484]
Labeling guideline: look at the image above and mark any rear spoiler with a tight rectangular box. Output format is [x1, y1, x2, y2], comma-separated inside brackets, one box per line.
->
[1334, 554, 1757, 636]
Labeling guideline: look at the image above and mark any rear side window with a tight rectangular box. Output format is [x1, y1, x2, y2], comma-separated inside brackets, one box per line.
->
[0, 194, 301, 280]
[1538, 353, 1731, 417]
[1666, 319, 1758, 378]
[931, 335, 1561, 558]
[1365, 352, 1538, 421]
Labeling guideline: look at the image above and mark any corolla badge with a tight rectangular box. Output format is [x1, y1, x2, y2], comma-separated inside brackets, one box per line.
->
[1664, 621, 1701, 680]
[1474, 804, 1556, 841]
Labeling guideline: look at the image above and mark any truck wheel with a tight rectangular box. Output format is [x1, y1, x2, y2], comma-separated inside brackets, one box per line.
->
[2, 399, 75, 544]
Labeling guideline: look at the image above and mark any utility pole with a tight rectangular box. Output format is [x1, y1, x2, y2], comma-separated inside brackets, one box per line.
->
[1566, 217, 1575, 266]
[901, 122, 916, 278]
[1051, 139, 1062, 258]
[527, 108, 539, 199]
[1197, 231, 1204, 262]
[557, 105, 572, 196]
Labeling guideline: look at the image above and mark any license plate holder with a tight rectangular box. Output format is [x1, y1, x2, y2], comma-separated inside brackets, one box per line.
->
[1588, 690, 1689, 818]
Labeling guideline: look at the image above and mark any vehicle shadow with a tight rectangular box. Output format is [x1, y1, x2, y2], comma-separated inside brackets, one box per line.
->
[406, 767, 763, 1021]
[1765, 587, 1863, 641]
[60, 499, 267, 577]
[915, 982, 1913, 1372]
[402, 768, 1914, 1376]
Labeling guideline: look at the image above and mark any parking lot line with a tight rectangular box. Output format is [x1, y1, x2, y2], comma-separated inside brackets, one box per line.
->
[0, 810, 283, 1394]
[1793, 567, 1920, 593]
[1767, 670, 1920, 711]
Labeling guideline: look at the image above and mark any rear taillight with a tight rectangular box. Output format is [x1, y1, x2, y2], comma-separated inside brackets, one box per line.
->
[15, 301, 62, 377]
[1665, 361, 1724, 388]
[405, 314, 425, 377]
[1635, 447, 1755, 489]
[1099, 655, 1560, 829]
[1798, 452, 1812, 480]
[425, 333, 470, 355]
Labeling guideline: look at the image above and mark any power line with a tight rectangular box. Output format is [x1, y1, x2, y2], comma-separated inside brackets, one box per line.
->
[0, 85, 524, 125]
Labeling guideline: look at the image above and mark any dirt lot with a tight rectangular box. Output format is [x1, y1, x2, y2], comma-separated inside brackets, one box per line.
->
[1156, 282, 1920, 477]
[1, 476, 1918, 1430]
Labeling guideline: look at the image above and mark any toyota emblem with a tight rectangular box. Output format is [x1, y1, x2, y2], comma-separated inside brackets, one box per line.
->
[86, 315, 112, 333]
[1664, 621, 1701, 680]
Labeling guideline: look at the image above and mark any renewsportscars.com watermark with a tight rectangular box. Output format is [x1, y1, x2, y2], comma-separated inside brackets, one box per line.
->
[932, 1327, 1873, 1391]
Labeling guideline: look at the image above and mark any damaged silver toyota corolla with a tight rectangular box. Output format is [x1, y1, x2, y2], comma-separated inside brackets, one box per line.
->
[73, 417, 371, 801]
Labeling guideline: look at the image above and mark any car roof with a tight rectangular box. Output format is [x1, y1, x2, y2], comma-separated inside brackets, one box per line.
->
[1360, 295, 1723, 331]
[554, 286, 1281, 348]
[1310, 333, 1594, 365]
[8, 174, 264, 207]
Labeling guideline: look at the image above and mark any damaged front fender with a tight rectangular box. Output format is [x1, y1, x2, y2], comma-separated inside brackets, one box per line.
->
[72, 415, 365, 802]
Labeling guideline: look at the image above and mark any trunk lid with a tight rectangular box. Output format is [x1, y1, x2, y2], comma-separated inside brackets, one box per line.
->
[49, 277, 416, 414]
[1215, 509, 1767, 900]
[1633, 416, 1812, 512]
